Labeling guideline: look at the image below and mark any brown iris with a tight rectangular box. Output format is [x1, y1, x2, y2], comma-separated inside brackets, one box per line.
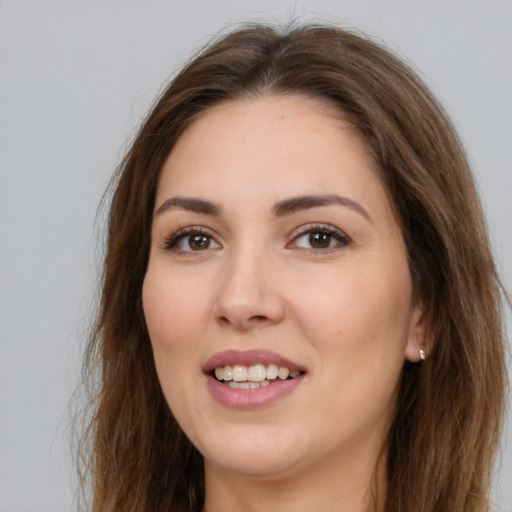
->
[189, 234, 211, 250]
[309, 232, 331, 249]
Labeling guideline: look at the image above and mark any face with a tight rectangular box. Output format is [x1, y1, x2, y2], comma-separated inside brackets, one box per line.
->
[142, 95, 425, 483]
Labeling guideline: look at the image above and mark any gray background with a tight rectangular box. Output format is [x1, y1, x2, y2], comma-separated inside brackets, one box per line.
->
[1, 1, 511, 511]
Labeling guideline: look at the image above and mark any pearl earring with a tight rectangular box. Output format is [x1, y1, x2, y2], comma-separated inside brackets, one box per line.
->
[419, 349, 426, 361]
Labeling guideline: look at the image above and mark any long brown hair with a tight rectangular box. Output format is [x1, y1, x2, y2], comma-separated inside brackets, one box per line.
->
[79, 24, 508, 511]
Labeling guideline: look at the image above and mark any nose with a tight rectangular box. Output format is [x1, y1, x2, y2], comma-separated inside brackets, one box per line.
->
[214, 244, 285, 331]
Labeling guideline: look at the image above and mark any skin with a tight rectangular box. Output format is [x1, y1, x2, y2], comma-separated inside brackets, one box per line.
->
[142, 95, 427, 512]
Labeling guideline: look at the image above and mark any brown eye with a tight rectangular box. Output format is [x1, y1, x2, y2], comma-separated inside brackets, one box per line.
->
[309, 232, 331, 249]
[291, 226, 350, 251]
[165, 229, 221, 252]
[189, 234, 211, 250]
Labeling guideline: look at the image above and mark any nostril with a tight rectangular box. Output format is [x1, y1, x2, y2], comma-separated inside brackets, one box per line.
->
[216, 314, 271, 329]
[218, 316, 230, 326]
[249, 315, 268, 323]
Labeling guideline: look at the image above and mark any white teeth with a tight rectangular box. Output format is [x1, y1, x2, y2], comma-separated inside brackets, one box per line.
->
[228, 381, 241, 389]
[278, 367, 290, 380]
[222, 365, 233, 381]
[232, 365, 248, 382]
[266, 363, 278, 380]
[228, 381, 250, 389]
[247, 363, 266, 382]
[227, 380, 272, 389]
[213, 363, 302, 384]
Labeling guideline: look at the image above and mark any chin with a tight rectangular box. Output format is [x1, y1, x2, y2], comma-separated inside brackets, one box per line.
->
[205, 452, 301, 480]
[199, 427, 308, 479]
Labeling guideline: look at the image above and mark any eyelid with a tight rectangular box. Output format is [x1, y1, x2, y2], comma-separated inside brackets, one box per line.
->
[160, 223, 349, 253]
[287, 223, 351, 250]
[162, 226, 222, 252]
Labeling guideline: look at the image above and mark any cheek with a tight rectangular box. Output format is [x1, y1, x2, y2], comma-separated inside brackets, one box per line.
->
[142, 267, 209, 362]
[142, 268, 208, 419]
[144, 263, 206, 331]
[289, 264, 413, 368]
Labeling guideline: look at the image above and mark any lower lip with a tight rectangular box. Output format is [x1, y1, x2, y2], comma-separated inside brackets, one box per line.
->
[206, 374, 305, 410]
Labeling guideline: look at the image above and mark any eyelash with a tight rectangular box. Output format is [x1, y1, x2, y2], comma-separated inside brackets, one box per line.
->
[163, 227, 220, 252]
[162, 224, 350, 253]
[288, 224, 350, 252]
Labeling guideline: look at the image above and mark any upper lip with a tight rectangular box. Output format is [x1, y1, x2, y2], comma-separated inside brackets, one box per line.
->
[203, 349, 305, 374]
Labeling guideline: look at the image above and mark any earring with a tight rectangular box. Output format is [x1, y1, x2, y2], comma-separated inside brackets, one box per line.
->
[419, 349, 426, 361]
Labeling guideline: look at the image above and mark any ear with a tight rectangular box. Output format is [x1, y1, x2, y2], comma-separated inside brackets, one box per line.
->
[404, 302, 432, 362]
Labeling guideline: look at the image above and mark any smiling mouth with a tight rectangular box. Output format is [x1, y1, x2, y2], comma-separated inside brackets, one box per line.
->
[213, 363, 305, 389]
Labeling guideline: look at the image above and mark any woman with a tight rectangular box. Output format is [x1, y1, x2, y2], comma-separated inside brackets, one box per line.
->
[80, 24, 508, 512]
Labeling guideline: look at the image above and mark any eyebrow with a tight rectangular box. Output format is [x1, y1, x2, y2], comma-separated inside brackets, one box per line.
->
[154, 193, 370, 221]
[155, 197, 221, 216]
[272, 194, 371, 221]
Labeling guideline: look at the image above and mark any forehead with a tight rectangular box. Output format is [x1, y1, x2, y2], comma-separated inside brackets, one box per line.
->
[157, 95, 381, 199]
